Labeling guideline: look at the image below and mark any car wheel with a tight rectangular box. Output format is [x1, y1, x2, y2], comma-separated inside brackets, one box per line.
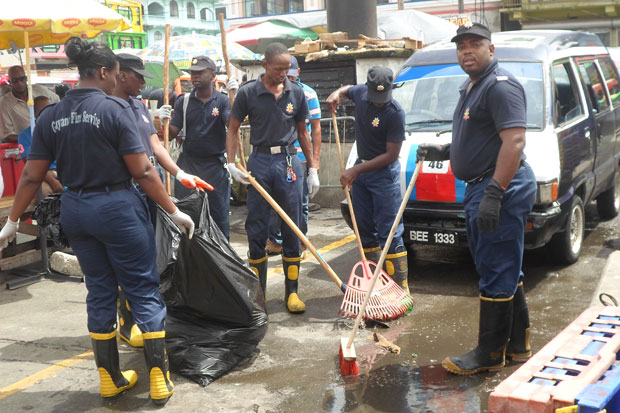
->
[548, 195, 585, 265]
[596, 171, 620, 220]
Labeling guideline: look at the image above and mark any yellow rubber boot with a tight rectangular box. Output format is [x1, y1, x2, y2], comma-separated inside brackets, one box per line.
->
[282, 255, 305, 313]
[385, 250, 410, 294]
[143, 331, 174, 405]
[117, 287, 143, 347]
[90, 331, 137, 398]
[248, 255, 269, 300]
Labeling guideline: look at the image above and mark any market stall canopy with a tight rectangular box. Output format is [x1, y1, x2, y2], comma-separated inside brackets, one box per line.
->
[0, 0, 131, 49]
[227, 20, 318, 53]
[139, 33, 260, 70]
[274, 9, 457, 45]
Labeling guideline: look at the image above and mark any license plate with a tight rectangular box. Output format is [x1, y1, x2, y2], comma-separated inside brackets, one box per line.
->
[407, 228, 459, 245]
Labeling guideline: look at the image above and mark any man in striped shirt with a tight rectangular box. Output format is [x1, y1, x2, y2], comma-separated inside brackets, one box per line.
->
[265, 55, 322, 256]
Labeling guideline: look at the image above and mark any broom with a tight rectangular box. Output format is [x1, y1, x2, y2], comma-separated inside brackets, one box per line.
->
[340, 159, 424, 376]
[237, 164, 413, 320]
[331, 113, 413, 321]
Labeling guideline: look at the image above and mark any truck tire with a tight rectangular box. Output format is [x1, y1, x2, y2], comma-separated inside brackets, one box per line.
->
[548, 195, 585, 265]
[596, 172, 620, 220]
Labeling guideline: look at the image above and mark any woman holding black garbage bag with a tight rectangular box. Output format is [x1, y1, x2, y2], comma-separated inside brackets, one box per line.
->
[0, 37, 193, 405]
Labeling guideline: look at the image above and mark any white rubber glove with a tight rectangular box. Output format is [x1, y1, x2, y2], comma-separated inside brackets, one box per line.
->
[227, 79, 239, 92]
[226, 163, 250, 185]
[158, 104, 172, 121]
[307, 167, 320, 199]
[175, 169, 214, 191]
[0, 217, 19, 249]
[169, 208, 194, 239]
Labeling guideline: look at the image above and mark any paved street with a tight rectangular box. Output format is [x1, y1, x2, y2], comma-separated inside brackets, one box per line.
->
[1, 201, 619, 412]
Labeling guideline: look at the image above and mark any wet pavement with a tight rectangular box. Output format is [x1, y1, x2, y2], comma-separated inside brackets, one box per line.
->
[1, 202, 619, 412]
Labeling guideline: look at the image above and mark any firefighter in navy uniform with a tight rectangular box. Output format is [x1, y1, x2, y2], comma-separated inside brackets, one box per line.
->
[326, 66, 409, 294]
[417, 23, 537, 375]
[0, 38, 194, 404]
[226, 42, 320, 313]
[112, 53, 211, 349]
[159, 55, 232, 239]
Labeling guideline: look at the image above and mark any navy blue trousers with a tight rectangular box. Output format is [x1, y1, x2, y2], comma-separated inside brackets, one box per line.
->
[174, 152, 231, 240]
[246, 151, 303, 259]
[268, 162, 308, 243]
[464, 163, 536, 298]
[351, 160, 405, 254]
[61, 187, 166, 334]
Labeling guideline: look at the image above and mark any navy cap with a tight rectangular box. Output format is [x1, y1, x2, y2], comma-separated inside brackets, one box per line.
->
[366, 66, 393, 104]
[116, 53, 153, 79]
[451, 22, 492, 43]
[287, 55, 299, 77]
[189, 55, 217, 72]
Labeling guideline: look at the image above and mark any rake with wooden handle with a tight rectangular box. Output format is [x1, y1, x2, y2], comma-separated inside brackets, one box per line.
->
[340, 159, 423, 376]
[331, 113, 412, 320]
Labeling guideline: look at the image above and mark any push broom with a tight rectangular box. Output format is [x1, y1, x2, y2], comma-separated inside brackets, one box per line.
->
[331, 113, 413, 321]
[339, 158, 424, 376]
[237, 164, 410, 320]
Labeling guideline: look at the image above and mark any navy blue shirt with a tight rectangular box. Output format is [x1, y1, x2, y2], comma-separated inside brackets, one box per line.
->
[347, 85, 406, 160]
[29, 88, 146, 189]
[451, 59, 527, 181]
[231, 75, 309, 146]
[129, 96, 156, 158]
[170, 88, 230, 158]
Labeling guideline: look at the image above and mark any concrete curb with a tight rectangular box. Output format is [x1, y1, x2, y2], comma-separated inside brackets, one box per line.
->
[590, 250, 620, 307]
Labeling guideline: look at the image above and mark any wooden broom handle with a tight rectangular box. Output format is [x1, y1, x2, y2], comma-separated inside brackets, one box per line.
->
[162, 24, 171, 195]
[347, 160, 424, 348]
[332, 113, 365, 261]
[237, 164, 344, 290]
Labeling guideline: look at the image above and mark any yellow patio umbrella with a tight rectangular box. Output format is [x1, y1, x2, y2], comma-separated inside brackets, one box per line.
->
[0, 0, 130, 129]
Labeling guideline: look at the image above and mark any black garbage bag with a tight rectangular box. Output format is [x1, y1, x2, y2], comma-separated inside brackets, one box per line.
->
[32, 194, 70, 248]
[155, 191, 268, 386]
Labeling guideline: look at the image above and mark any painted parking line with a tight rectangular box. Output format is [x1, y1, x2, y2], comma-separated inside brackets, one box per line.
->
[0, 350, 93, 400]
[0, 234, 356, 400]
[267, 234, 356, 277]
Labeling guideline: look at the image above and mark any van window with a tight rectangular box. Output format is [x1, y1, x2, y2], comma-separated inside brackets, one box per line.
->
[393, 62, 544, 131]
[597, 56, 620, 105]
[577, 60, 610, 113]
[552, 62, 584, 125]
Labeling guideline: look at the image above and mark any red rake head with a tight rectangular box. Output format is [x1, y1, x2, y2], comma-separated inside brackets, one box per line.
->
[339, 260, 413, 321]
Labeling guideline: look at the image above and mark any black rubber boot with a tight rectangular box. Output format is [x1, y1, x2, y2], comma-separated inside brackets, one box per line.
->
[283, 255, 305, 313]
[143, 332, 174, 405]
[90, 331, 137, 398]
[385, 250, 410, 294]
[248, 255, 268, 300]
[363, 246, 381, 265]
[117, 287, 143, 348]
[506, 283, 531, 362]
[442, 296, 514, 375]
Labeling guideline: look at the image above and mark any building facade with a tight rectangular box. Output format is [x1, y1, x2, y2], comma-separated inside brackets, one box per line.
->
[141, 0, 219, 45]
[501, 0, 620, 46]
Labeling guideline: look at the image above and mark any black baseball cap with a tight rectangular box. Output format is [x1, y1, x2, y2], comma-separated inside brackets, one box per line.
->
[116, 53, 153, 78]
[451, 22, 492, 43]
[189, 55, 217, 72]
[366, 66, 393, 104]
[287, 55, 299, 77]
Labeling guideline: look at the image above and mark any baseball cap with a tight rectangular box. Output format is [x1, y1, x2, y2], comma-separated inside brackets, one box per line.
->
[0, 75, 9, 85]
[116, 53, 153, 78]
[287, 55, 299, 77]
[451, 22, 492, 43]
[189, 55, 217, 72]
[366, 66, 393, 104]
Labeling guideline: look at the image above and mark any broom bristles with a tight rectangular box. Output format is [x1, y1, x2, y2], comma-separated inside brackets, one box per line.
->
[338, 347, 359, 376]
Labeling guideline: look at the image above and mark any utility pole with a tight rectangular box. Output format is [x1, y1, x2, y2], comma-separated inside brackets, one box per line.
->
[398, 0, 404, 10]
[458, 0, 464, 13]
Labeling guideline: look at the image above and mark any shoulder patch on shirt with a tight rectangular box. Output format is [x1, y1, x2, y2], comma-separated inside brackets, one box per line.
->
[496, 76, 509, 81]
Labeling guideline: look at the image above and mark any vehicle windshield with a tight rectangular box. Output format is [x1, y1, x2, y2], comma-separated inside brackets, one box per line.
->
[393, 62, 544, 131]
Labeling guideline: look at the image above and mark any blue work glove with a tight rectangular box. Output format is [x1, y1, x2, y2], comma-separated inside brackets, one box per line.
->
[477, 178, 504, 232]
[416, 143, 450, 163]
